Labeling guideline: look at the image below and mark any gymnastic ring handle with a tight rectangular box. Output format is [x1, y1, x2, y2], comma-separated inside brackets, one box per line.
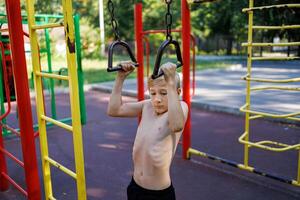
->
[151, 39, 183, 79]
[107, 40, 139, 72]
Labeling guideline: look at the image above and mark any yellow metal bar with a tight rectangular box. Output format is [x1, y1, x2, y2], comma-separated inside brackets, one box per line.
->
[249, 114, 263, 120]
[243, 0, 254, 168]
[239, 132, 300, 151]
[62, 0, 87, 199]
[298, 150, 300, 184]
[44, 156, 77, 179]
[40, 115, 73, 132]
[242, 76, 300, 83]
[31, 22, 64, 30]
[35, 72, 69, 80]
[243, 4, 300, 12]
[242, 41, 300, 47]
[25, 0, 54, 198]
[253, 25, 300, 30]
[251, 86, 300, 91]
[48, 196, 56, 200]
[240, 104, 300, 119]
[251, 56, 300, 61]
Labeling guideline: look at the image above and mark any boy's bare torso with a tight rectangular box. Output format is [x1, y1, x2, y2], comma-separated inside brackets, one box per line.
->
[132, 100, 182, 190]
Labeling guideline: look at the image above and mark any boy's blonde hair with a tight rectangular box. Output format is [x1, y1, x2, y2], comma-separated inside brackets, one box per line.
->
[147, 73, 181, 89]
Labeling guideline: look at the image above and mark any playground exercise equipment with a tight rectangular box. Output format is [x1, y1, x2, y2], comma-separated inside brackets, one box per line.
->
[25, 0, 87, 199]
[239, 0, 300, 186]
[186, 0, 300, 187]
[0, 13, 87, 136]
[106, 0, 138, 72]
[0, 1, 41, 199]
[151, 0, 183, 79]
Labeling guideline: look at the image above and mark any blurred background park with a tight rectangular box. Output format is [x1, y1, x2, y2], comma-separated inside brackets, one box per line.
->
[0, 0, 299, 85]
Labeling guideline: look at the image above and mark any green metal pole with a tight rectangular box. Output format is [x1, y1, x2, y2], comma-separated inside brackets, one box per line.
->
[74, 14, 87, 124]
[44, 16, 57, 119]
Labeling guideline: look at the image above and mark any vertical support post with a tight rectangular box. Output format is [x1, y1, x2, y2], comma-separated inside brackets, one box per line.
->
[99, 0, 105, 57]
[74, 14, 87, 125]
[181, 0, 191, 160]
[44, 16, 57, 120]
[134, 3, 144, 101]
[0, 128, 8, 190]
[5, 0, 41, 199]
[0, 51, 7, 136]
[244, 0, 254, 167]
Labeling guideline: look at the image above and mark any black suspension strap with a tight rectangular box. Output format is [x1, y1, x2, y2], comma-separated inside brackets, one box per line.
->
[152, 0, 183, 79]
[107, 0, 138, 72]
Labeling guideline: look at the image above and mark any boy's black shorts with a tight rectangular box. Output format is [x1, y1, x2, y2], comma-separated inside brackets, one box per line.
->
[127, 177, 176, 200]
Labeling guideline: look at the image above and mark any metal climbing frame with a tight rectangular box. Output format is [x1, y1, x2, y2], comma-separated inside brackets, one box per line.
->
[0, 0, 41, 199]
[182, 0, 300, 187]
[25, 0, 86, 199]
[239, 0, 300, 186]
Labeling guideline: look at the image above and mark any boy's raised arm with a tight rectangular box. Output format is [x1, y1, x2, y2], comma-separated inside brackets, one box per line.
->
[107, 62, 144, 118]
[161, 63, 188, 133]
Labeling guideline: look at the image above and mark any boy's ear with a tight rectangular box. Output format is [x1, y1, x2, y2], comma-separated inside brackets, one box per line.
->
[177, 88, 181, 95]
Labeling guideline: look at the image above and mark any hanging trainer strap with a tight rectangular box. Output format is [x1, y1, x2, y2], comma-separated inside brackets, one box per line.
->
[151, 0, 183, 79]
[107, 0, 120, 41]
[106, 0, 138, 72]
[165, 0, 173, 41]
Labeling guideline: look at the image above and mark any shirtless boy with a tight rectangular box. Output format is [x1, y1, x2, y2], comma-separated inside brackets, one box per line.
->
[107, 61, 188, 200]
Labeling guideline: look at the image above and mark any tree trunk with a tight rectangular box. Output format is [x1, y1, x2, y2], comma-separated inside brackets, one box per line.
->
[226, 36, 233, 55]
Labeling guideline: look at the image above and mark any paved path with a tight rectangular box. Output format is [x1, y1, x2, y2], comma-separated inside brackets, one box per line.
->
[90, 64, 300, 123]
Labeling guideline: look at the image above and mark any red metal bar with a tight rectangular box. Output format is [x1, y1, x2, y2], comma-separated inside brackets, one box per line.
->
[0, 122, 20, 137]
[142, 29, 181, 35]
[143, 36, 150, 77]
[0, 147, 24, 167]
[190, 34, 196, 96]
[2, 173, 27, 196]
[0, 42, 11, 120]
[0, 129, 8, 190]
[182, 0, 191, 160]
[135, 3, 144, 101]
[5, 0, 41, 199]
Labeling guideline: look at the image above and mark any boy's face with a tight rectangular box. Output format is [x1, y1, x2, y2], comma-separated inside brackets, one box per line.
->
[149, 79, 181, 115]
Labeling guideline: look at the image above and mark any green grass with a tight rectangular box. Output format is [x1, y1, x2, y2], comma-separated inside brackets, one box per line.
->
[27, 56, 242, 88]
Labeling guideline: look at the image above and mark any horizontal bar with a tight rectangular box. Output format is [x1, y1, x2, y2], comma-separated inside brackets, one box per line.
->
[242, 76, 300, 83]
[40, 115, 73, 132]
[249, 114, 263, 120]
[253, 25, 300, 30]
[243, 4, 300, 12]
[0, 147, 24, 167]
[32, 117, 72, 131]
[239, 131, 300, 151]
[188, 148, 298, 186]
[1, 172, 28, 196]
[0, 122, 20, 136]
[189, 0, 217, 3]
[251, 56, 300, 61]
[251, 86, 300, 91]
[242, 42, 300, 47]
[44, 156, 77, 179]
[240, 104, 300, 120]
[35, 72, 69, 80]
[256, 140, 290, 148]
[31, 22, 64, 30]
[142, 29, 181, 35]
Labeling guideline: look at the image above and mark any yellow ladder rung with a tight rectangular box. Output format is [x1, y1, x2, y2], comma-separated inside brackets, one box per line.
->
[44, 156, 77, 179]
[31, 22, 64, 30]
[251, 56, 300, 61]
[41, 115, 73, 132]
[243, 4, 300, 12]
[242, 76, 300, 83]
[253, 25, 300, 30]
[35, 72, 69, 80]
[242, 41, 300, 47]
[48, 195, 56, 200]
[251, 86, 300, 91]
